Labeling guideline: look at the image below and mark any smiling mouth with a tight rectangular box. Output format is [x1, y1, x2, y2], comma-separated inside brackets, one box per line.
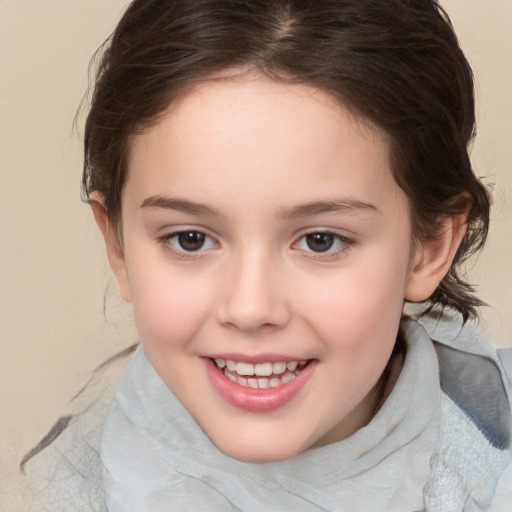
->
[213, 358, 310, 389]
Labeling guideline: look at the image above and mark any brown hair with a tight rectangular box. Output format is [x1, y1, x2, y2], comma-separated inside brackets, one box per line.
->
[82, 0, 490, 319]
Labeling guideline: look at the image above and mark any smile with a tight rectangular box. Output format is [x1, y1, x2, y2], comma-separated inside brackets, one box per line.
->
[214, 358, 309, 389]
[205, 357, 316, 412]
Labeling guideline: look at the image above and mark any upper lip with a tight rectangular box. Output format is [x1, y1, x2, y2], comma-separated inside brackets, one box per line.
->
[205, 353, 310, 364]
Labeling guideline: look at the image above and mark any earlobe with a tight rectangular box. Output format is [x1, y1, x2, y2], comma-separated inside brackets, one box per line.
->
[405, 214, 467, 303]
[89, 192, 132, 304]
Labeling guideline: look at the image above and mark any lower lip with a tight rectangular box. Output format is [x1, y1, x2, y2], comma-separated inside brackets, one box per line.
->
[204, 358, 316, 412]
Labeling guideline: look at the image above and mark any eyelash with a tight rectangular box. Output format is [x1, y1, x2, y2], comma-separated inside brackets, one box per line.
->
[157, 229, 355, 260]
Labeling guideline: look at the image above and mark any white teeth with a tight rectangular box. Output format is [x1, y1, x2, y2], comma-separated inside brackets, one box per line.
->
[247, 378, 259, 389]
[215, 358, 309, 389]
[272, 361, 287, 375]
[286, 361, 298, 372]
[236, 362, 255, 376]
[217, 359, 304, 377]
[281, 373, 295, 384]
[254, 362, 273, 376]
[269, 377, 282, 388]
[221, 367, 303, 388]
[258, 378, 270, 389]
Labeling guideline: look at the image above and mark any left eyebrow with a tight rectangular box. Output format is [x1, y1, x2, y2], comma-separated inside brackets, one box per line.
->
[278, 199, 378, 220]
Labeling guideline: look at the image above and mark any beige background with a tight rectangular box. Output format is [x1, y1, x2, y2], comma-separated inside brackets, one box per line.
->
[1, 0, 511, 489]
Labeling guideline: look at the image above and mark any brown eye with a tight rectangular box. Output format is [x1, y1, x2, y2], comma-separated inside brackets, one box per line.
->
[305, 232, 335, 252]
[177, 231, 206, 251]
[160, 229, 217, 255]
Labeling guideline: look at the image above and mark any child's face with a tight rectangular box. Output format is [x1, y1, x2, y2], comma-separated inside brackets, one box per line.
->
[114, 75, 419, 462]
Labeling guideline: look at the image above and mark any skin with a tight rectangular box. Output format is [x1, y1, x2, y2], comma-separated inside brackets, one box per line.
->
[92, 73, 466, 463]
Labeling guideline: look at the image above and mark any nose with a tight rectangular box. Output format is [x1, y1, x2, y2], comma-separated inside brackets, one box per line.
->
[216, 250, 291, 334]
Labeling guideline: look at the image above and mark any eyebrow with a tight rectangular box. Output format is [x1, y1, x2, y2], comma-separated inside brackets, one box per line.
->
[140, 196, 222, 216]
[278, 199, 378, 219]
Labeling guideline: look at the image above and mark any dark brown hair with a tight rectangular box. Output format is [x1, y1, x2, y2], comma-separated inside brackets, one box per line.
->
[82, 0, 490, 319]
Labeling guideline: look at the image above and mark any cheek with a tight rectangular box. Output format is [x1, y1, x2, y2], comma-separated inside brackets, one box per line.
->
[303, 249, 410, 356]
[128, 263, 213, 350]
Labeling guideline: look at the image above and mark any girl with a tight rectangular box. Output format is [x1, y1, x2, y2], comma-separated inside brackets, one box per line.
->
[18, 0, 512, 510]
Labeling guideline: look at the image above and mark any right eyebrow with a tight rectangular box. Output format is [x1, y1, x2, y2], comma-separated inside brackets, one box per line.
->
[140, 195, 222, 217]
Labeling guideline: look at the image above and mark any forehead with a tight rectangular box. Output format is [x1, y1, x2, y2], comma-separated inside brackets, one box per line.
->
[125, 74, 406, 217]
[135, 73, 383, 154]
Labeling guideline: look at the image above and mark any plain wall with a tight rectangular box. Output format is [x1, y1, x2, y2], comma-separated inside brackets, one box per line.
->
[1, 0, 511, 486]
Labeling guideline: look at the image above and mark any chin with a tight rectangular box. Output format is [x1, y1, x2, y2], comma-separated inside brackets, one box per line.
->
[211, 434, 309, 464]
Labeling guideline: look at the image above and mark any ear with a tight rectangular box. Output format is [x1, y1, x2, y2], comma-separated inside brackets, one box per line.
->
[405, 214, 467, 302]
[89, 192, 132, 303]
